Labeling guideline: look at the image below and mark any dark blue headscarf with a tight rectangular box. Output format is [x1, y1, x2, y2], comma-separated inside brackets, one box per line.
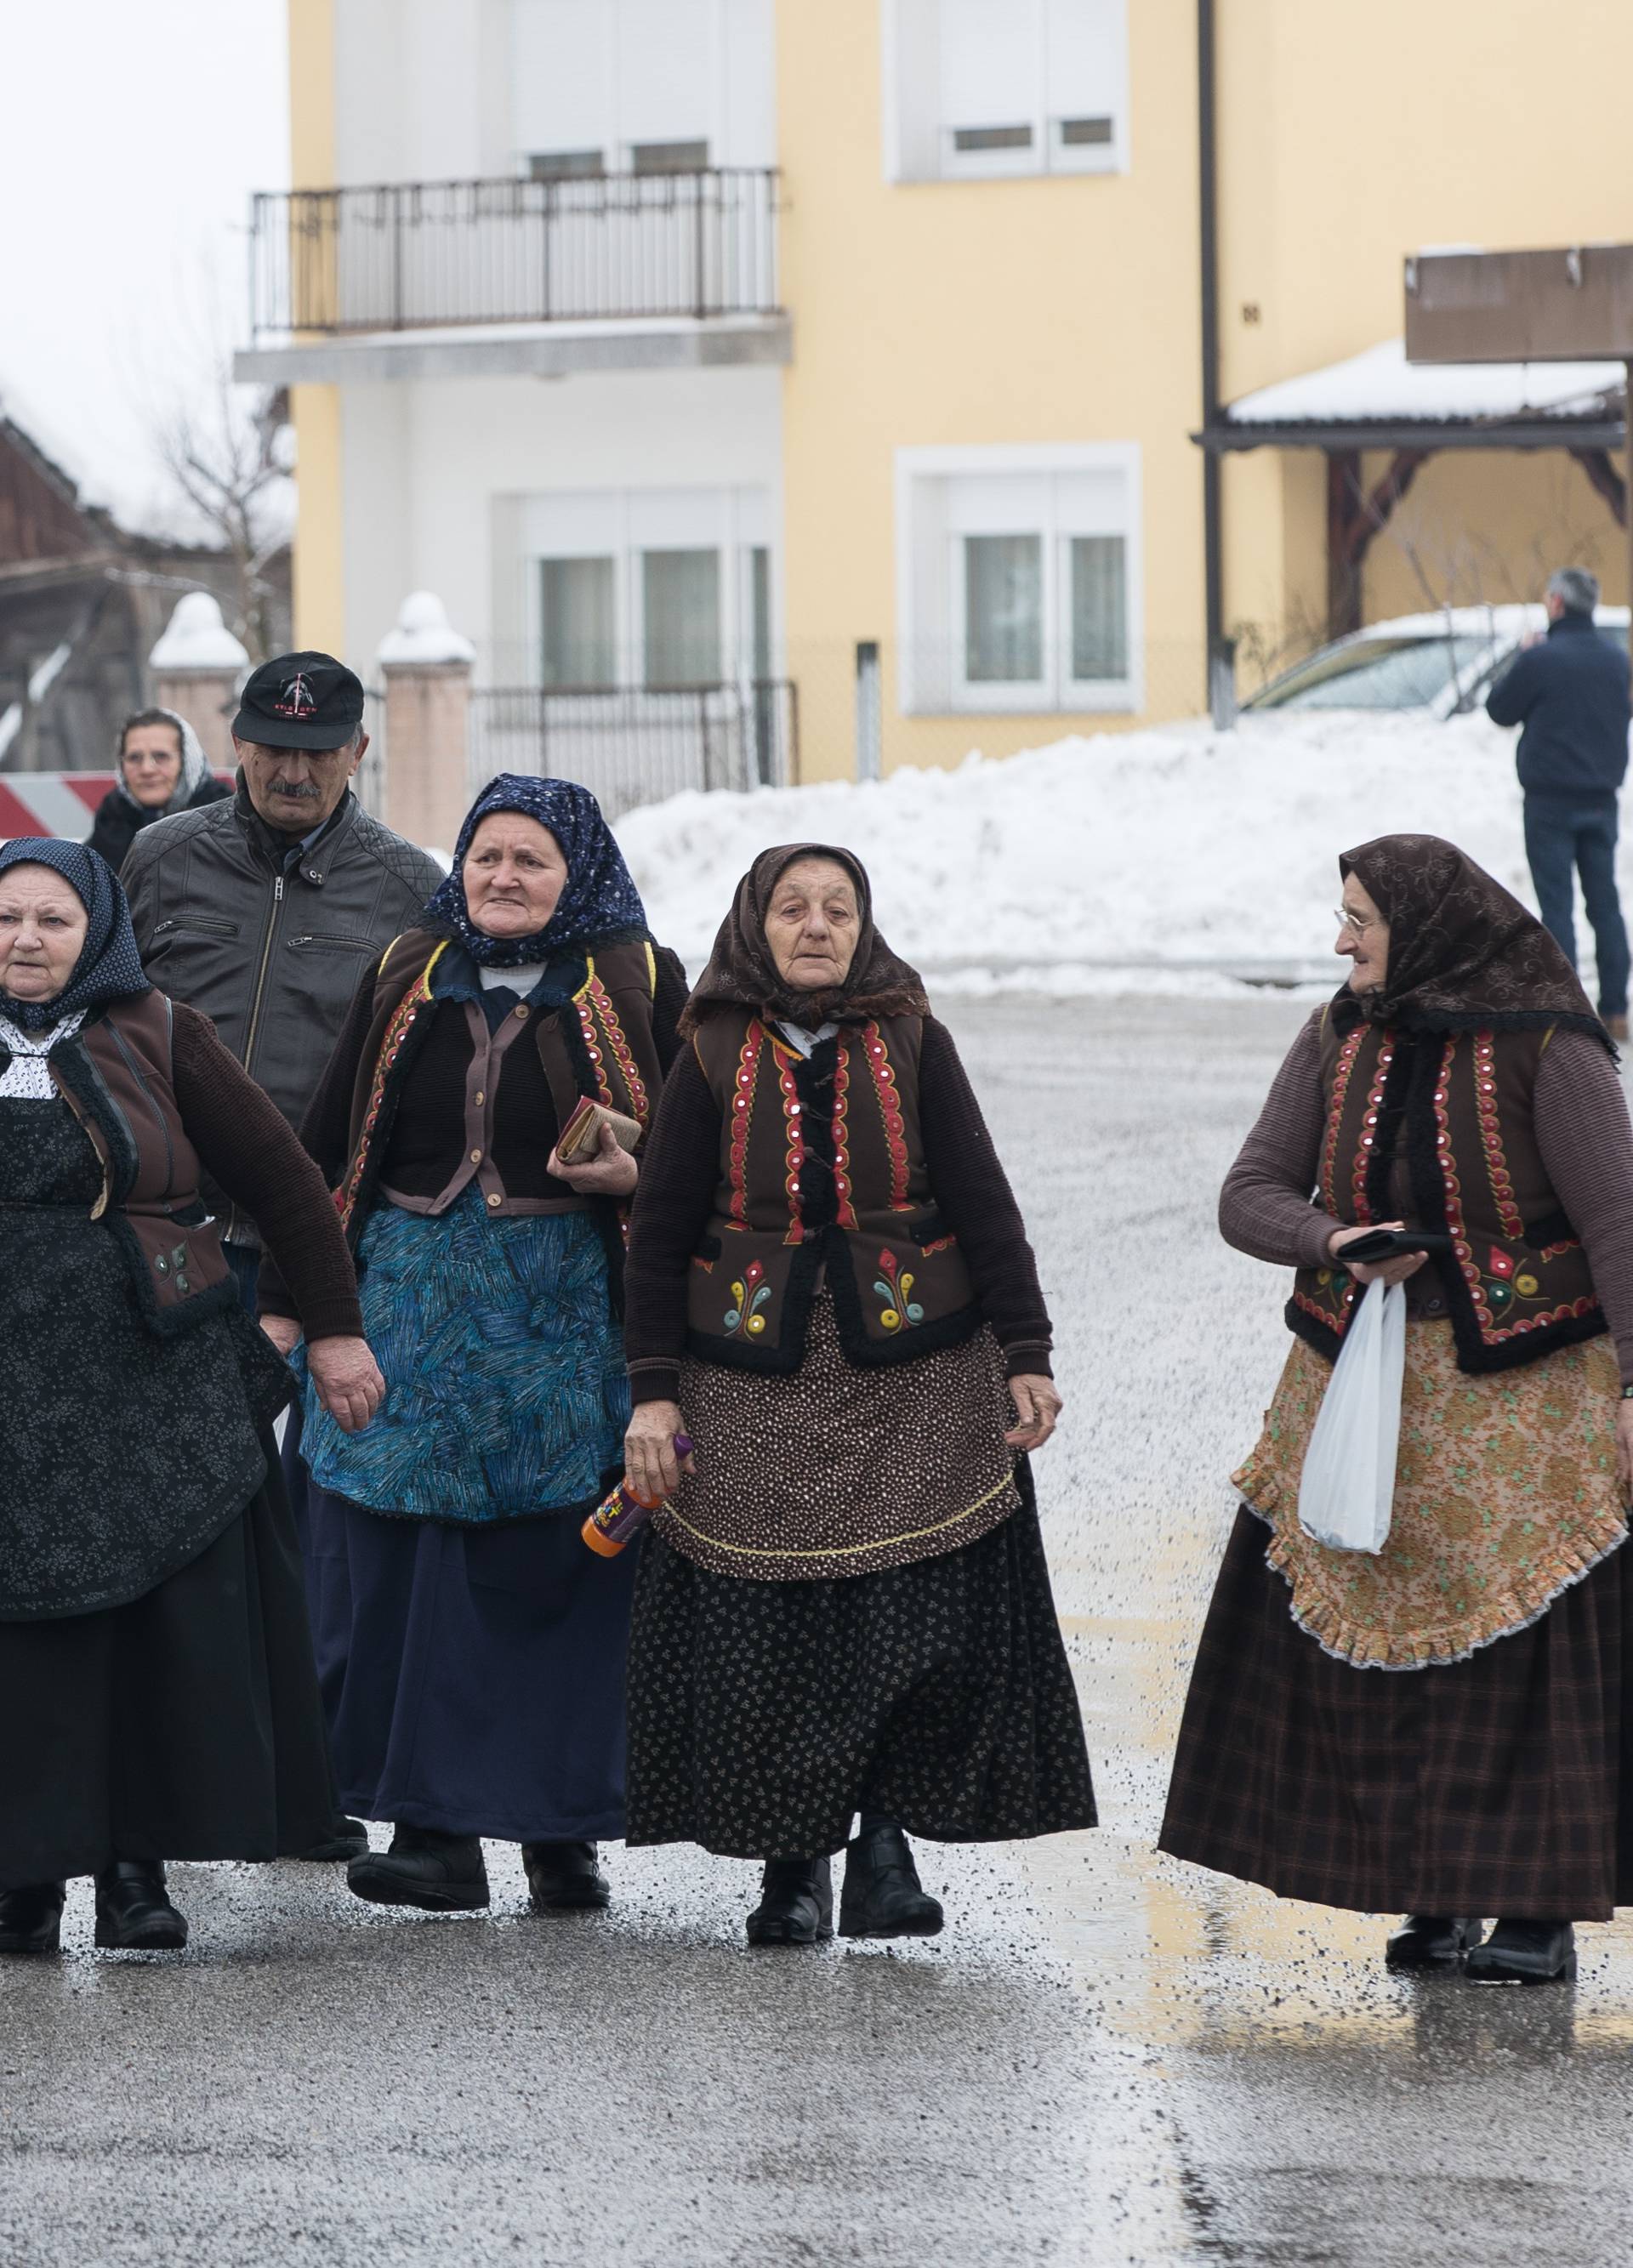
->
[0, 837, 151, 1032]
[419, 776, 648, 969]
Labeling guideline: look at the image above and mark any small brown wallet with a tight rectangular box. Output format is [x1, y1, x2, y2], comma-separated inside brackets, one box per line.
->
[556, 1094, 643, 1165]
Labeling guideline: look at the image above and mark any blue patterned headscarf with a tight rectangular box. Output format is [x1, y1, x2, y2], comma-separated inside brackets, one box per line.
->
[419, 775, 648, 969]
[0, 837, 151, 1032]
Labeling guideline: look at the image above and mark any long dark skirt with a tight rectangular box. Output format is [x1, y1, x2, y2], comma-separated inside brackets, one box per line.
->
[626, 1486, 1097, 1861]
[0, 1452, 336, 1890]
[299, 1475, 639, 1844]
[1160, 1506, 1633, 1921]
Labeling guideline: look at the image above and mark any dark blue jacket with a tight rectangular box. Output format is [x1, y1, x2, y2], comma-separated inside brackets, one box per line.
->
[1485, 612, 1630, 799]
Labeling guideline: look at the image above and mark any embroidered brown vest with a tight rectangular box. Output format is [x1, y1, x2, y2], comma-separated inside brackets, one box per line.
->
[335, 929, 662, 1236]
[48, 992, 235, 1333]
[1289, 1010, 1602, 1375]
[686, 1010, 981, 1373]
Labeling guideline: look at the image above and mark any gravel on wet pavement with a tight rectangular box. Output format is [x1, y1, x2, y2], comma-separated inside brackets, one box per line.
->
[3, 992, 1630, 2268]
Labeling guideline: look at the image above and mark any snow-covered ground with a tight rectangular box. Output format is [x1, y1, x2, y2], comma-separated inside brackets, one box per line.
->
[617, 710, 1580, 992]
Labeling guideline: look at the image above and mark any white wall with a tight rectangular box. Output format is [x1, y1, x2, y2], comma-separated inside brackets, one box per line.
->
[333, 0, 772, 183]
[339, 366, 783, 679]
[333, 0, 511, 182]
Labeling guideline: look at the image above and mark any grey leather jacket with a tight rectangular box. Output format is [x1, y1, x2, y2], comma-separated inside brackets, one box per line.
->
[123, 781, 445, 1247]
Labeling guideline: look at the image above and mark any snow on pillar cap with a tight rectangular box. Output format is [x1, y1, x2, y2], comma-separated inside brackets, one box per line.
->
[378, 591, 476, 668]
[149, 591, 251, 673]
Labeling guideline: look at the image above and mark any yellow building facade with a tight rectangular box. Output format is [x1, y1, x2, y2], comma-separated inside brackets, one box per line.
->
[270, 0, 1633, 790]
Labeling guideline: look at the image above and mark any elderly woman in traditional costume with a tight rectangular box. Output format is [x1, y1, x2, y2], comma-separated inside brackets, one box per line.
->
[620, 844, 1095, 1947]
[86, 708, 229, 872]
[0, 839, 379, 1958]
[261, 776, 686, 1918]
[1162, 834, 1633, 1984]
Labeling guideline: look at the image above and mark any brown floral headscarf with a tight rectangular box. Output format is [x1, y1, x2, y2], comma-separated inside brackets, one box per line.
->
[1335, 833, 1609, 1049]
[680, 841, 930, 1035]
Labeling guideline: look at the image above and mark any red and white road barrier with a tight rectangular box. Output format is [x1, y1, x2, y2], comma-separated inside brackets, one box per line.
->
[0, 773, 230, 842]
[0, 773, 117, 840]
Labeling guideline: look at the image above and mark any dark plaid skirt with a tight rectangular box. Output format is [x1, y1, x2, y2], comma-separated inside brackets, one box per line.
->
[1159, 1506, 1633, 1921]
[625, 1479, 1096, 1861]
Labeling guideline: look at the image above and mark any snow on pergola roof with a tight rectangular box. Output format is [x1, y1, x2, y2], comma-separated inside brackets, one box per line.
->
[1218, 338, 1624, 443]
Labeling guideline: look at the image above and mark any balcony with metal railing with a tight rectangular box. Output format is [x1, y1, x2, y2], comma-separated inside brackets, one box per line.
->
[235, 169, 788, 385]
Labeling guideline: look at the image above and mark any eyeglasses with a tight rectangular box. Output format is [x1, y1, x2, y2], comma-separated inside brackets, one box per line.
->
[1333, 907, 1380, 938]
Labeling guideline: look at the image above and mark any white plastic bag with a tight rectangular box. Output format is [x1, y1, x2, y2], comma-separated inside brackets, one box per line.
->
[1296, 1278, 1407, 1555]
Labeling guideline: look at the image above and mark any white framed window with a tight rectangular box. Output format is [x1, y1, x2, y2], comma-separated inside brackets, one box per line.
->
[515, 486, 777, 691]
[884, 0, 1129, 185]
[896, 445, 1141, 715]
[510, 0, 775, 176]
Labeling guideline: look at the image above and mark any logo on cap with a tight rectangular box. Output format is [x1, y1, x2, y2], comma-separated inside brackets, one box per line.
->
[273, 672, 316, 718]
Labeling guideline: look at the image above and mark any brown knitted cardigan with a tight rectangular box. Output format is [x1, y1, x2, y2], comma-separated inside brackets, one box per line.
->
[167, 1003, 361, 1339]
[1220, 1009, 1633, 1382]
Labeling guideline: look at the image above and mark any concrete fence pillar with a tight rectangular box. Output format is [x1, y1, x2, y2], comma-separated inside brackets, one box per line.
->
[148, 593, 250, 767]
[377, 593, 476, 856]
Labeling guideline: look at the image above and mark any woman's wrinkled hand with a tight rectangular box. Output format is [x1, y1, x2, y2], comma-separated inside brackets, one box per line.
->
[548, 1121, 639, 1197]
[1616, 1402, 1633, 1503]
[1006, 1374, 1062, 1452]
[309, 1335, 385, 1434]
[624, 1400, 697, 1503]
[260, 1314, 303, 1359]
[1329, 1220, 1428, 1289]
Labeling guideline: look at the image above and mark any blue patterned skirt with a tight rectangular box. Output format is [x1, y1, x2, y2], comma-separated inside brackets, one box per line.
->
[299, 1191, 630, 1524]
[288, 1191, 637, 1840]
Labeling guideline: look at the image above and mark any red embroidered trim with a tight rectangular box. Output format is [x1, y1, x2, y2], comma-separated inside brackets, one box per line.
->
[772, 1034, 807, 1243]
[338, 957, 439, 1230]
[863, 1022, 912, 1212]
[1471, 1029, 1524, 1239]
[726, 1025, 763, 1227]
[1437, 1032, 1596, 1344]
[575, 1001, 614, 1108]
[579, 974, 650, 1127]
[1321, 1026, 1365, 1215]
[831, 1036, 859, 1229]
[1350, 1034, 1395, 1223]
[1432, 1037, 1493, 1328]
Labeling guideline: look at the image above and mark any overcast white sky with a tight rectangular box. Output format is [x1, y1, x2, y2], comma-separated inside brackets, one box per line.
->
[0, 1, 289, 533]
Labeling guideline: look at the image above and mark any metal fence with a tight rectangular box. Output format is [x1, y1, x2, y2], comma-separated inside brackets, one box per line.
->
[469, 681, 797, 820]
[250, 170, 781, 338]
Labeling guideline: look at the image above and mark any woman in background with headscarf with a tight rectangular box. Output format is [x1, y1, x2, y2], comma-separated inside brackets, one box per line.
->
[86, 708, 230, 872]
[1162, 834, 1633, 1984]
[261, 776, 688, 1918]
[620, 844, 1095, 1948]
[0, 838, 379, 1958]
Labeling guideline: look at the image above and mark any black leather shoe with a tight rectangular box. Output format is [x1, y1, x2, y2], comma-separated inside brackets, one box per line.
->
[347, 1825, 490, 1913]
[745, 1856, 834, 1947]
[521, 1840, 610, 1911]
[1385, 1915, 1483, 1969]
[295, 1816, 369, 1862]
[1465, 1919, 1577, 1983]
[839, 1822, 944, 1941]
[0, 1882, 65, 1956]
[94, 1862, 188, 1951]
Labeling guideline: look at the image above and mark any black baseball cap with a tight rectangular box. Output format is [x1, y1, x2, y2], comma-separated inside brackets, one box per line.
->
[232, 651, 366, 750]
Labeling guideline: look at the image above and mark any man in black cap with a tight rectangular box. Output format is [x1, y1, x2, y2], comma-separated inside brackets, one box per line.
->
[126, 648, 442, 1277]
[123, 654, 443, 1859]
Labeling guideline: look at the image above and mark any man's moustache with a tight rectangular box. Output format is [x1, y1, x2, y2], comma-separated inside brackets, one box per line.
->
[267, 777, 324, 799]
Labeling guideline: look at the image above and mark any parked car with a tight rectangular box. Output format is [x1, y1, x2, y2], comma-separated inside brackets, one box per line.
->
[1243, 605, 1632, 718]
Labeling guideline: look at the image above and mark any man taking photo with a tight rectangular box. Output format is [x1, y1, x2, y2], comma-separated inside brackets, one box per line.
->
[1486, 566, 1633, 1041]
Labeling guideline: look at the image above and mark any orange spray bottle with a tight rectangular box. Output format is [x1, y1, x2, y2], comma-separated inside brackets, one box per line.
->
[582, 1435, 694, 1558]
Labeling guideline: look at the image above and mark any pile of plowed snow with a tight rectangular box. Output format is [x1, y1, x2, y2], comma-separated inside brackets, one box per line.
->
[617, 712, 1556, 990]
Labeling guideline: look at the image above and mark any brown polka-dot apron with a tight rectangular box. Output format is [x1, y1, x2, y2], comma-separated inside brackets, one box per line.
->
[653, 1290, 1021, 1582]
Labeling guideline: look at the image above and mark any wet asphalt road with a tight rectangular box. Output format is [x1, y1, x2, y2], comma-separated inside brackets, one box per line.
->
[6, 992, 1633, 2268]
